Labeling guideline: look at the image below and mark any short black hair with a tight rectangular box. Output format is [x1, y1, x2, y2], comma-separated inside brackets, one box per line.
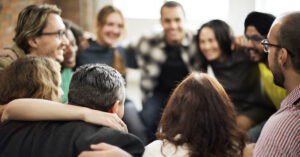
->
[160, 1, 185, 16]
[68, 64, 125, 112]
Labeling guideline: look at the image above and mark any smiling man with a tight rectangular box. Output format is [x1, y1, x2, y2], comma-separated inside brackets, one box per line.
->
[242, 12, 288, 143]
[0, 4, 68, 75]
[126, 1, 201, 143]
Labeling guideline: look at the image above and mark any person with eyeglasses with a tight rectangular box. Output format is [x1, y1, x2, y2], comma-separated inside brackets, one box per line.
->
[0, 4, 129, 136]
[243, 11, 300, 157]
[235, 12, 287, 143]
[197, 19, 276, 139]
[0, 4, 68, 75]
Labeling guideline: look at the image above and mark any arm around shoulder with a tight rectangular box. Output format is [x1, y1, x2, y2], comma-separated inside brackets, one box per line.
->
[1, 98, 127, 132]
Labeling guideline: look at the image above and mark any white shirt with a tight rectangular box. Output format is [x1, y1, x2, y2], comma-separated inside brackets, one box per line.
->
[143, 140, 189, 157]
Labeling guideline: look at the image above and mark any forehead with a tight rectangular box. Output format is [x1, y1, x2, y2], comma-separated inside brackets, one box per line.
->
[106, 12, 123, 23]
[66, 29, 75, 41]
[43, 13, 65, 31]
[199, 27, 215, 39]
[161, 6, 185, 19]
[268, 22, 280, 42]
[245, 26, 262, 36]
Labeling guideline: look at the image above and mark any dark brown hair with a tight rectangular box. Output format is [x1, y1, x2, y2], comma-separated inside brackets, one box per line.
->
[157, 72, 246, 157]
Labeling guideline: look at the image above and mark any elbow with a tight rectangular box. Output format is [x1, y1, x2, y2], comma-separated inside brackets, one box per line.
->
[1, 99, 19, 122]
[0, 105, 8, 122]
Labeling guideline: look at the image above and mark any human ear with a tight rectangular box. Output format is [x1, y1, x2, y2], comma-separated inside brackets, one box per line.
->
[28, 37, 39, 48]
[109, 100, 120, 114]
[279, 48, 288, 66]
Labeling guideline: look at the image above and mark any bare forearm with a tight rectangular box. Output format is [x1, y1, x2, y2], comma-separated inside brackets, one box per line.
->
[1, 98, 87, 122]
[1, 98, 127, 132]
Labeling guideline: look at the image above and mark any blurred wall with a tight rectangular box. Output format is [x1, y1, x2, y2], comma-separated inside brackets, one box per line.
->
[0, 0, 54, 47]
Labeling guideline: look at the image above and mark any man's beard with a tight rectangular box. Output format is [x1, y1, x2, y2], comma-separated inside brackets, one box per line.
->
[272, 60, 285, 88]
[248, 48, 266, 62]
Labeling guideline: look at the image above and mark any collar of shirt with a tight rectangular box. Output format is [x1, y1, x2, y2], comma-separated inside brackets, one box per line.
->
[279, 84, 300, 110]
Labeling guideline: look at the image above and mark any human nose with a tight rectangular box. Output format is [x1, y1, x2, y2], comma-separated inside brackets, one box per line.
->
[247, 40, 255, 48]
[169, 21, 178, 29]
[201, 41, 212, 50]
[61, 34, 69, 46]
[112, 25, 121, 34]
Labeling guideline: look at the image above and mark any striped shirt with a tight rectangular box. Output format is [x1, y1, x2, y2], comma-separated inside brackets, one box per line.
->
[253, 85, 300, 156]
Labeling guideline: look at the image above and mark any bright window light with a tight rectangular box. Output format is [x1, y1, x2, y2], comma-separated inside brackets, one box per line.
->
[114, 0, 229, 21]
[255, 0, 300, 16]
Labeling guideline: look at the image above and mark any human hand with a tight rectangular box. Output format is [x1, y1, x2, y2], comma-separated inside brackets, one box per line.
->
[80, 31, 96, 50]
[0, 49, 17, 60]
[243, 143, 255, 157]
[84, 109, 128, 133]
[78, 143, 132, 157]
[233, 36, 248, 51]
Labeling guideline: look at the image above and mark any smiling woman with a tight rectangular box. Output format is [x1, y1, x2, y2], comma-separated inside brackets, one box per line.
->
[75, 5, 146, 143]
[197, 19, 276, 134]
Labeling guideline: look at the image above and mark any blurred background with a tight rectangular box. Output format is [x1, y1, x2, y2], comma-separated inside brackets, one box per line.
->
[1, 0, 299, 108]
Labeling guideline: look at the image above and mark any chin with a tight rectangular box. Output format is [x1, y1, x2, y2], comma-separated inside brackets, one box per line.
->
[56, 56, 64, 63]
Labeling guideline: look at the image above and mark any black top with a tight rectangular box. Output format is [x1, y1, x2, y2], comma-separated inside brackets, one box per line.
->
[76, 40, 137, 69]
[209, 50, 275, 122]
[0, 120, 144, 157]
[156, 44, 189, 93]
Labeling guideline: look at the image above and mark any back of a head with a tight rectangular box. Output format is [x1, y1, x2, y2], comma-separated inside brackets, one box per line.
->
[157, 72, 245, 157]
[160, 1, 185, 16]
[0, 56, 61, 104]
[68, 64, 125, 112]
[244, 11, 275, 36]
[13, 4, 61, 54]
[277, 11, 300, 73]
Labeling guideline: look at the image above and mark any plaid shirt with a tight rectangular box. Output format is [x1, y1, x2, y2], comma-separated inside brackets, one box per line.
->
[126, 31, 201, 101]
[254, 85, 300, 156]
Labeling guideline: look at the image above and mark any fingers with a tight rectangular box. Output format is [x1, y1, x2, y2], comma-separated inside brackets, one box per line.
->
[112, 113, 128, 133]
[0, 49, 18, 60]
[90, 143, 115, 150]
[243, 143, 256, 157]
[234, 36, 249, 50]
[84, 109, 127, 132]
[78, 151, 105, 157]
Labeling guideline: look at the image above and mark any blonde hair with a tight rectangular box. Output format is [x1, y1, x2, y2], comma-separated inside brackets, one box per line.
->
[0, 56, 61, 104]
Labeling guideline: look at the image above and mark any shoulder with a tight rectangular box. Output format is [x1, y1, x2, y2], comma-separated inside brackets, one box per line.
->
[74, 122, 144, 156]
[144, 140, 189, 157]
[0, 56, 14, 70]
[143, 140, 163, 157]
[137, 32, 165, 46]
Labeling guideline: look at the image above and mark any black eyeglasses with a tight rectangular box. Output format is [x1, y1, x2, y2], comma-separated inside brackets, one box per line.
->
[261, 39, 295, 57]
[261, 39, 282, 53]
[40, 30, 67, 39]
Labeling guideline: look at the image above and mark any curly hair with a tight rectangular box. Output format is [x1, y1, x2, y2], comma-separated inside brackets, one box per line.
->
[0, 56, 61, 104]
[156, 72, 246, 157]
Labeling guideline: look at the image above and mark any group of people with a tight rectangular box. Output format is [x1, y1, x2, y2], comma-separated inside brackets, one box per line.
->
[0, 1, 299, 157]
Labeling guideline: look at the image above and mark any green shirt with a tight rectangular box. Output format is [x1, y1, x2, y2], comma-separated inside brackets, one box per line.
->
[61, 68, 73, 103]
